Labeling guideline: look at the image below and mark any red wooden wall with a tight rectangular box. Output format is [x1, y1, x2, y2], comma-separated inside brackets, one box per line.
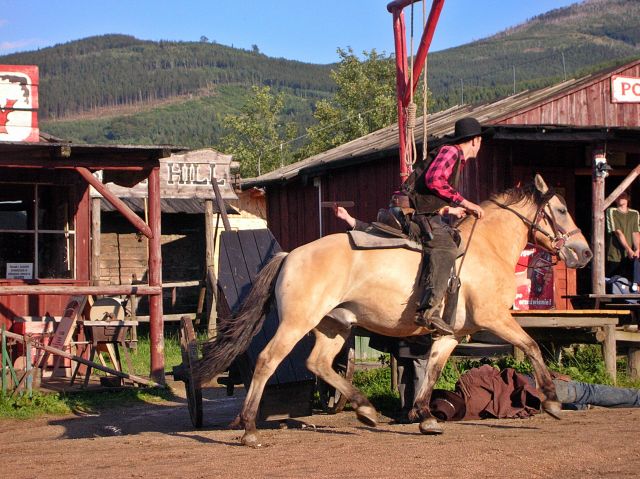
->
[496, 61, 640, 127]
[0, 169, 90, 327]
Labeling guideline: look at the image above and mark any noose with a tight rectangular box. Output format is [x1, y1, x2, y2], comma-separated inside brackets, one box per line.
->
[404, 1, 418, 173]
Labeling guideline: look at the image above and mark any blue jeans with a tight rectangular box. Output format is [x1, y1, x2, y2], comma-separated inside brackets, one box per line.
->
[554, 379, 640, 408]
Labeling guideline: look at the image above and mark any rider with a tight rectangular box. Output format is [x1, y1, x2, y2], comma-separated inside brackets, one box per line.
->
[409, 117, 490, 334]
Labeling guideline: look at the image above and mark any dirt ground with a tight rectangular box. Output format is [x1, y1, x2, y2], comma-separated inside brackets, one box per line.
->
[2, 381, 639, 479]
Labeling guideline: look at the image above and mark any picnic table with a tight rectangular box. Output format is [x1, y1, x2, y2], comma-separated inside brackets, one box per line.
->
[510, 309, 640, 382]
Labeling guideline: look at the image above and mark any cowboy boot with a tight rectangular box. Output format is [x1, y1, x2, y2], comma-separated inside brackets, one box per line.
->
[426, 306, 454, 335]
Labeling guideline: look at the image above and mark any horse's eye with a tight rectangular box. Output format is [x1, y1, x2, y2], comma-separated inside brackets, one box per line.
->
[557, 208, 567, 215]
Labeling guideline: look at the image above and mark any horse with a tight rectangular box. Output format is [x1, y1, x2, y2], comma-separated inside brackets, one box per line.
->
[197, 174, 592, 447]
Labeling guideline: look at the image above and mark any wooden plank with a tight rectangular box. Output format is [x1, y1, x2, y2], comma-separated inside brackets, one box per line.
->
[511, 309, 630, 316]
[514, 315, 619, 328]
[0, 285, 161, 295]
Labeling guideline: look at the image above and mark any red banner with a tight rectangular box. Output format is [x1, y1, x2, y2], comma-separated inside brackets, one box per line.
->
[0, 64, 39, 142]
[514, 244, 555, 310]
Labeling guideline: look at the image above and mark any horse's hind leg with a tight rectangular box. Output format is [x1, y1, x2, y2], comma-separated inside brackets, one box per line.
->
[239, 319, 317, 447]
[483, 313, 561, 419]
[410, 335, 460, 435]
[307, 319, 377, 427]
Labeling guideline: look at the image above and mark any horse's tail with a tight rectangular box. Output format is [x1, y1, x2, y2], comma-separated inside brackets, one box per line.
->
[196, 251, 289, 383]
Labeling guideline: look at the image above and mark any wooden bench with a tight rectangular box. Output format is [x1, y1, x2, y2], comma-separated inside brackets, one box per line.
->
[510, 309, 633, 382]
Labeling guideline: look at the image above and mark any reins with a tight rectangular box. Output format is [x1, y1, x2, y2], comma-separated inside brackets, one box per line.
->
[447, 214, 479, 292]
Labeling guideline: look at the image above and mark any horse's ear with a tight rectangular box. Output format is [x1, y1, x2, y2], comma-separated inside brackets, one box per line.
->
[534, 174, 549, 195]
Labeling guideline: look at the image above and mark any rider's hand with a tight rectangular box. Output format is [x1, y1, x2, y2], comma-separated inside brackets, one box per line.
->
[461, 199, 484, 219]
[446, 206, 467, 219]
[333, 205, 356, 228]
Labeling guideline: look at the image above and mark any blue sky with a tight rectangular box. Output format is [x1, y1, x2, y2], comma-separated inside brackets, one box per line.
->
[0, 1, 580, 64]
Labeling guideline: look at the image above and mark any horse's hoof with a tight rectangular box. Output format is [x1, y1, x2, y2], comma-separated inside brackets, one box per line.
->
[355, 405, 378, 427]
[543, 400, 562, 420]
[419, 418, 444, 435]
[241, 431, 263, 448]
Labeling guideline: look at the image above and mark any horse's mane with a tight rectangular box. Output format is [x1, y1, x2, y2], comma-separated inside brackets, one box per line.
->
[489, 182, 565, 208]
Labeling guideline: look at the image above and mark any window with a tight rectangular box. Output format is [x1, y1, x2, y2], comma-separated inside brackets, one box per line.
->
[0, 183, 75, 279]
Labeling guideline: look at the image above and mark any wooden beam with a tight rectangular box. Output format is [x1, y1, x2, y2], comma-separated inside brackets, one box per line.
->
[91, 198, 101, 286]
[211, 179, 231, 231]
[603, 164, 640, 210]
[75, 167, 153, 239]
[592, 152, 606, 295]
[0, 285, 162, 296]
[147, 166, 165, 384]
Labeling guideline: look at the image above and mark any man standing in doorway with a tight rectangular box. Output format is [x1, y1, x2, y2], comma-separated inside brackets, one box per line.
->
[605, 190, 640, 292]
[409, 117, 490, 334]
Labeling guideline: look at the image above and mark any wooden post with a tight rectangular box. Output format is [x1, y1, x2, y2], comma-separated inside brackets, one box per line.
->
[390, 355, 398, 392]
[91, 197, 101, 286]
[204, 200, 218, 337]
[147, 166, 165, 384]
[602, 324, 617, 384]
[591, 150, 607, 295]
[628, 348, 640, 380]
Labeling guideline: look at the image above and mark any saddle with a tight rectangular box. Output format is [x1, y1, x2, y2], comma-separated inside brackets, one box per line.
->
[371, 206, 419, 240]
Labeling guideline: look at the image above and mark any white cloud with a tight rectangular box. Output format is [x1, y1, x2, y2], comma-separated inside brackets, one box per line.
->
[0, 39, 39, 52]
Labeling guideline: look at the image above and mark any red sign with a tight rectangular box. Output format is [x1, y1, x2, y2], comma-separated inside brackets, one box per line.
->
[0, 64, 39, 142]
[611, 75, 640, 104]
[514, 244, 554, 310]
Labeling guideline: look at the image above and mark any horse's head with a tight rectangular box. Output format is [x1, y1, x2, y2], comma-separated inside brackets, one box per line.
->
[531, 175, 592, 269]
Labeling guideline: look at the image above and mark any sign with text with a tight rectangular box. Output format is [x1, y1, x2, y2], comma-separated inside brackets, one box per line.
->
[92, 148, 238, 201]
[6, 262, 33, 279]
[611, 75, 640, 103]
[0, 65, 39, 142]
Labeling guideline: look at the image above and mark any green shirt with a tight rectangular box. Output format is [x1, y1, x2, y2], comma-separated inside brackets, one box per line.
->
[606, 207, 640, 263]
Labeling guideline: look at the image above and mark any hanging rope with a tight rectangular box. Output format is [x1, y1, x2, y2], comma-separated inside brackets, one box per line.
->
[404, 1, 418, 172]
[422, 0, 429, 161]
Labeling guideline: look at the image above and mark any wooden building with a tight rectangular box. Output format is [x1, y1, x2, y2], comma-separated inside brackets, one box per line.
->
[95, 149, 266, 318]
[244, 59, 640, 306]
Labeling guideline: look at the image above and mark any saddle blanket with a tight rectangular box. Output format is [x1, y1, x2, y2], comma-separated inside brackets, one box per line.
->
[348, 230, 422, 252]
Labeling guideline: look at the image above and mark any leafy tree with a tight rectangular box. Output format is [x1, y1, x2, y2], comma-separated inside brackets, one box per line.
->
[304, 47, 425, 156]
[221, 86, 298, 177]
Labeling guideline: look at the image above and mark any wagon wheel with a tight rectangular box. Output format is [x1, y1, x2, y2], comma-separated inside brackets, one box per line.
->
[180, 317, 203, 428]
[318, 345, 355, 414]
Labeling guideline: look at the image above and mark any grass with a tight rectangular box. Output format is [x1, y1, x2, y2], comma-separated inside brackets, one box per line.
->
[0, 332, 195, 420]
[352, 346, 640, 414]
[3, 333, 640, 420]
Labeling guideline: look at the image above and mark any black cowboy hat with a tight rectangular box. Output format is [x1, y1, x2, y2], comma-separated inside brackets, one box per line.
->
[443, 117, 494, 144]
[429, 389, 466, 421]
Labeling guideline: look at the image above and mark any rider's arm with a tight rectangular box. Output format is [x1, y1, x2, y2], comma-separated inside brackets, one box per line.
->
[424, 145, 465, 205]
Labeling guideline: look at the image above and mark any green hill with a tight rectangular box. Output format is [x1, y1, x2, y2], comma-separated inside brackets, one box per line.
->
[2, 0, 639, 148]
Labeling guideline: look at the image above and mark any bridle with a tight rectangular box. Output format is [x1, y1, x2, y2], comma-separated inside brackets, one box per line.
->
[489, 191, 581, 256]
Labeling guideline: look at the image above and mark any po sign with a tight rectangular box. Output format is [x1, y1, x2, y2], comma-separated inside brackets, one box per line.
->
[611, 75, 640, 103]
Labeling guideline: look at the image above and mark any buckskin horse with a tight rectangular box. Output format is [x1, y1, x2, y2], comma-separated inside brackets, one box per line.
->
[197, 174, 592, 447]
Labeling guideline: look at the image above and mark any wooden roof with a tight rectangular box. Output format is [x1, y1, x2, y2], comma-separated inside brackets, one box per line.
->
[99, 197, 238, 215]
[244, 59, 640, 188]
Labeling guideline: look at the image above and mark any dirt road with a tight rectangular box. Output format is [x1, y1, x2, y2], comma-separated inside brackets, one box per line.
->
[2, 384, 639, 478]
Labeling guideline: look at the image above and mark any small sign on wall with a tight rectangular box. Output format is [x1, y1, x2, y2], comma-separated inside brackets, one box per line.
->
[0, 65, 39, 142]
[6, 262, 33, 279]
[611, 75, 640, 103]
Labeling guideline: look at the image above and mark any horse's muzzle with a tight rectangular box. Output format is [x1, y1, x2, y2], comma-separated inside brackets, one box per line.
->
[561, 242, 592, 268]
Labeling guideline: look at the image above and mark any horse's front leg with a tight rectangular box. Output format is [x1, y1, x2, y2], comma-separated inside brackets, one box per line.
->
[409, 335, 460, 435]
[484, 312, 561, 419]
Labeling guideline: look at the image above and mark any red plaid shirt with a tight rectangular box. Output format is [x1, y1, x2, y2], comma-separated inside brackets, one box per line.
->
[424, 145, 466, 205]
